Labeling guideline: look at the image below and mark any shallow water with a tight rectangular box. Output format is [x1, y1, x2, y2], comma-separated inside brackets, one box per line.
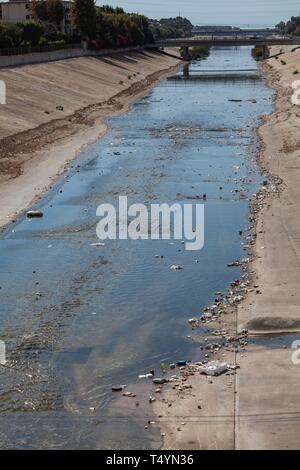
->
[0, 46, 273, 449]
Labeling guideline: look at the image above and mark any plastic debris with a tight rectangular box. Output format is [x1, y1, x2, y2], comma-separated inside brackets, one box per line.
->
[123, 391, 136, 397]
[153, 378, 167, 385]
[170, 265, 183, 271]
[176, 360, 187, 367]
[27, 210, 43, 218]
[227, 260, 241, 267]
[138, 373, 153, 379]
[199, 361, 229, 376]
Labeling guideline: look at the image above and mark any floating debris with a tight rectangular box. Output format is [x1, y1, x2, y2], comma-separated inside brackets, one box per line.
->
[170, 265, 183, 271]
[227, 260, 241, 267]
[27, 210, 43, 218]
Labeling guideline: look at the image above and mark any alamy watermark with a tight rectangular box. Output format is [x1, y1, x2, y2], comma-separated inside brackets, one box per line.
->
[0, 80, 6, 105]
[292, 80, 300, 106]
[291, 340, 300, 365]
[96, 196, 204, 251]
[0, 340, 6, 365]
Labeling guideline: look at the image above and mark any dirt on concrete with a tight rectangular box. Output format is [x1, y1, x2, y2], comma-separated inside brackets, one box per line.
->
[0, 49, 183, 227]
[154, 46, 300, 450]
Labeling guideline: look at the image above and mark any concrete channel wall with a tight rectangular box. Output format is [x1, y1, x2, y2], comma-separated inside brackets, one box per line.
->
[0, 45, 146, 68]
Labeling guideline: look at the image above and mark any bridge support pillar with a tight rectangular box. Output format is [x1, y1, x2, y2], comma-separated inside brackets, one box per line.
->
[262, 44, 269, 59]
[183, 64, 190, 78]
[182, 46, 191, 61]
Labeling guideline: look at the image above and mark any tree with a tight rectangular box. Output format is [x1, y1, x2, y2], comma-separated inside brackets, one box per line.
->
[16, 20, 44, 45]
[130, 22, 145, 45]
[0, 22, 23, 46]
[0, 22, 23, 47]
[32, 0, 64, 30]
[131, 14, 153, 43]
[72, 0, 97, 39]
[32, 0, 48, 21]
[276, 21, 286, 33]
[150, 16, 192, 40]
[47, 0, 64, 28]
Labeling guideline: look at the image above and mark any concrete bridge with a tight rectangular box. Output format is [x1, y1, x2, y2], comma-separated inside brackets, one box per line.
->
[153, 35, 300, 60]
[190, 28, 278, 37]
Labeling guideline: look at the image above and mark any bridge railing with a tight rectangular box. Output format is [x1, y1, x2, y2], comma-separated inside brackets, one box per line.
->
[154, 36, 296, 46]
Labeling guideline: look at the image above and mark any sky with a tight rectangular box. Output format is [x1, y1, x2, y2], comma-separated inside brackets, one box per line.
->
[96, 0, 300, 27]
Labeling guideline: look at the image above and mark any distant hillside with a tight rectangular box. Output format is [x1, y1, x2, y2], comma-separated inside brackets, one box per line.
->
[150, 16, 193, 39]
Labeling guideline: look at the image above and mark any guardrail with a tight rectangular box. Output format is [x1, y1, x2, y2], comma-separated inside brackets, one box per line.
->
[0, 43, 81, 57]
[0, 44, 147, 68]
[154, 36, 299, 47]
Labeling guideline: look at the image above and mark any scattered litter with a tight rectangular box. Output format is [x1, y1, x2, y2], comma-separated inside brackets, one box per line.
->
[123, 391, 136, 397]
[199, 361, 229, 376]
[138, 373, 153, 379]
[27, 211, 43, 218]
[153, 378, 167, 385]
[227, 260, 241, 267]
[176, 360, 186, 367]
[170, 265, 183, 271]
